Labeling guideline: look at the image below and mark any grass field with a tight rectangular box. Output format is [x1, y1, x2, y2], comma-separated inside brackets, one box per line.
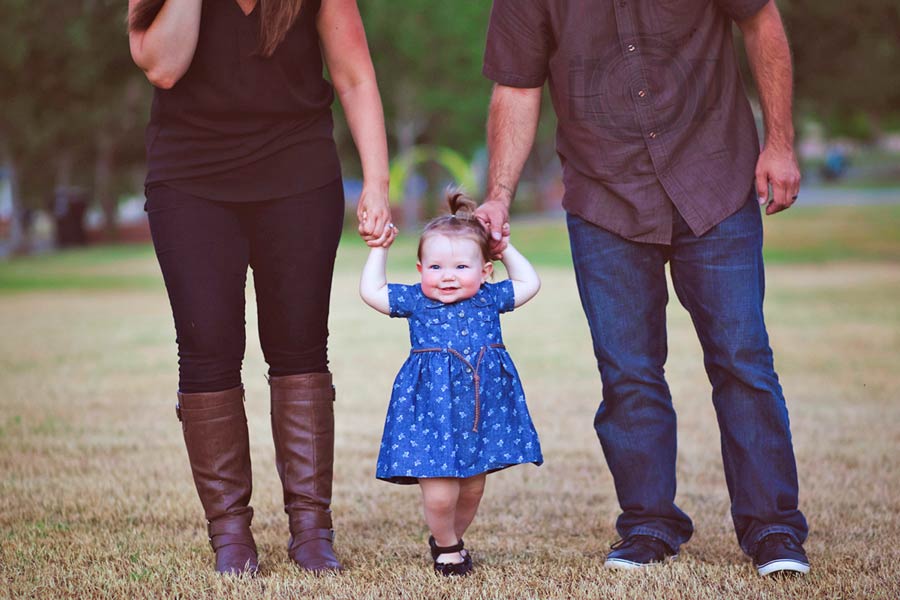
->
[1, 205, 899, 599]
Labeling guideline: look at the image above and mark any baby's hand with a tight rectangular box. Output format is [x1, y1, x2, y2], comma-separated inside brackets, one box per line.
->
[499, 242, 540, 308]
[491, 225, 511, 260]
[380, 223, 398, 248]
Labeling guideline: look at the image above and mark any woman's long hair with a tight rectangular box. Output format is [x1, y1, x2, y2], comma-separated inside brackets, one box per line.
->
[128, 0, 303, 57]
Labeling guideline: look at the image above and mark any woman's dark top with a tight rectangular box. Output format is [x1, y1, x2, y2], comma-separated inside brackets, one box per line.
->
[144, 0, 341, 202]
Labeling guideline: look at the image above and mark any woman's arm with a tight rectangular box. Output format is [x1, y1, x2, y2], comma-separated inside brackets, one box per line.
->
[318, 0, 394, 248]
[499, 243, 540, 308]
[128, 0, 202, 89]
[360, 247, 391, 314]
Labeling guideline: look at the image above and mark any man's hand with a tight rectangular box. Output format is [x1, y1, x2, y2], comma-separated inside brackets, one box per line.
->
[755, 145, 801, 215]
[739, 1, 799, 216]
[357, 185, 397, 247]
[475, 198, 511, 258]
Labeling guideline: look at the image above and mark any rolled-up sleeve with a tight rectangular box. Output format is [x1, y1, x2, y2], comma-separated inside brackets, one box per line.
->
[714, 0, 769, 21]
[482, 0, 551, 88]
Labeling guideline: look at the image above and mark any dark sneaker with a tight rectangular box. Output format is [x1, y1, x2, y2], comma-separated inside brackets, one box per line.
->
[753, 533, 810, 576]
[604, 535, 677, 569]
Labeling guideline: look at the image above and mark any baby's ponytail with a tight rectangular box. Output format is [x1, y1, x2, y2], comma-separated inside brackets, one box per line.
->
[447, 191, 478, 220]
[418, 190, 492, 263]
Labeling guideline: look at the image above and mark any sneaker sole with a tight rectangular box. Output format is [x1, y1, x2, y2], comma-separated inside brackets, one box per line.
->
[757, 559, 810, 576]
[604, 554, 678, 570]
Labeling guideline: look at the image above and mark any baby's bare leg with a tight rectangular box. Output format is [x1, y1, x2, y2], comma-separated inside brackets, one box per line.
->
[454, 473, 486, 540]
[419, 477, 463, 563]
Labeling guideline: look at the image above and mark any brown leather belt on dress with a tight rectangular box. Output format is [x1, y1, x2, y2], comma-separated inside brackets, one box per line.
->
[411, 343, 505, 433]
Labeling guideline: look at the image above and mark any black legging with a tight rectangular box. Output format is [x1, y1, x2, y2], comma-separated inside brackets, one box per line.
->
[145, 179, 344, 393]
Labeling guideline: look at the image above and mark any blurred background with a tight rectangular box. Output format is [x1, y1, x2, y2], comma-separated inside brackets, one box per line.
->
[1, 4, 899, 596]
[0, 0, 898, 255]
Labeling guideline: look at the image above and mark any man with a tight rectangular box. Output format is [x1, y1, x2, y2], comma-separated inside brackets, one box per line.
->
[476, 0, 809, 576]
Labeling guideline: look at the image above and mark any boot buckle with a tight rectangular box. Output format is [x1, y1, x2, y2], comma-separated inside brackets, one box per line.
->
[175, 403, 183, 421]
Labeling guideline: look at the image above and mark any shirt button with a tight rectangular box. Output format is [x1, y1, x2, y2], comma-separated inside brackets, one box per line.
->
[648, 131, 657, 139]
[626, 44, 636, 52]
[458, 311, 465, 317]
[466, 368, 472, 373]
[461, 330, 469, 336]
[638, 89, 647, 98]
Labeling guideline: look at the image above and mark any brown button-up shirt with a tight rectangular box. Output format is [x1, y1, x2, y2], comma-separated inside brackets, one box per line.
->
[483, 0, 768, 244]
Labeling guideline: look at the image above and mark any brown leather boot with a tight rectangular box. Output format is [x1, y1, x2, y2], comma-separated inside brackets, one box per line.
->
[269, 373, 342, 572]
[177, 385, 259, 575]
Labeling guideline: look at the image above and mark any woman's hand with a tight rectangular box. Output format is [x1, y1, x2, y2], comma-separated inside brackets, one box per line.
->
[357, 183, 397, 248]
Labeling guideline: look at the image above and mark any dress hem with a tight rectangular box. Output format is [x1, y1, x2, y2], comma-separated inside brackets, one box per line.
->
[376, 458, 543, 485]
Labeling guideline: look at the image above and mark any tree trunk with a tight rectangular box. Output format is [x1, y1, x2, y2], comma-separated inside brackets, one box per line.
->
[57, 151, 73, 189]
[95, 130, 117, 240]
[395, 118, 421, 228]
[3, 152, 26, 254]
[394, 82, 425, 228]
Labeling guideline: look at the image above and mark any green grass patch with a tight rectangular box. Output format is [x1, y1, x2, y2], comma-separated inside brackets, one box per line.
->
[1, 205, 898, 293]
[762, 204, 900, 263]
[0, 244, 160, 292]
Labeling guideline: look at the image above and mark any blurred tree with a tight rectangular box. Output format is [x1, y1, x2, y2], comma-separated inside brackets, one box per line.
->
[0, 0, 146, 243]
[359, 1, 493, 159]
[3, 0, 894, 250]
[354, 1, 492, 220]
[355, 0, 558, 218]
[779, 0, 900, 139]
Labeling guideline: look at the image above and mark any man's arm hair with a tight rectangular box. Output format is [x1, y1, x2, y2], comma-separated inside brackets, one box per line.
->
[485, 84, 543, 206]
[737, 0, 794, 151]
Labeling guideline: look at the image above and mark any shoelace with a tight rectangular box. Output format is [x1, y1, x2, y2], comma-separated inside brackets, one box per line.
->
[610, 534, 668, 552]
[760, 533, 801, 552]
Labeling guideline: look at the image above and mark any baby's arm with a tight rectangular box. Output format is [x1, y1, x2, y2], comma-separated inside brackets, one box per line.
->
[360, 247, 391, 315]
[500, 243, 540, 308]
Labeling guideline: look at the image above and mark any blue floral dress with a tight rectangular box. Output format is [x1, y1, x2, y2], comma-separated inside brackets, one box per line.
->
[376, 280, 543, 484]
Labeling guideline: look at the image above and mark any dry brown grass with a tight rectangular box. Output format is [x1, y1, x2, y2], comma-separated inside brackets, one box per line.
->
[1, 247, 899, 599]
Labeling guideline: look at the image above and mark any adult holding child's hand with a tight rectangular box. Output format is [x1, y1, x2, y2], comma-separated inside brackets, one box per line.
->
[128, 0, 391, 576]
[476, 84, 542, 258]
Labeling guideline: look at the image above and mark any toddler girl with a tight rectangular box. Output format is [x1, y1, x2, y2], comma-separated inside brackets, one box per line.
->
[359, 192, 543, 576]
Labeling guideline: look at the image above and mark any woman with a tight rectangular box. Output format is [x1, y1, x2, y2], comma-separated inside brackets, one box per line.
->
[128, 0, 394, 575]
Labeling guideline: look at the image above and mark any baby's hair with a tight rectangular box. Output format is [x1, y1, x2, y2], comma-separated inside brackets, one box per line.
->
[418, 190, 492, 263]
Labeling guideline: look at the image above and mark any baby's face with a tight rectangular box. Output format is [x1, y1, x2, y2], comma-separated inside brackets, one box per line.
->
[417, 234, 492, 304]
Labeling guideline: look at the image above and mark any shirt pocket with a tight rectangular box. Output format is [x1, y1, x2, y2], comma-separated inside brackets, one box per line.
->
[421, 304, 452, 339]
[647, 0, 709, 41]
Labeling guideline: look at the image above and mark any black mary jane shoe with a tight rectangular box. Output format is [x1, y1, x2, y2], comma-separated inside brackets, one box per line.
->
[428, 535, 473, 577]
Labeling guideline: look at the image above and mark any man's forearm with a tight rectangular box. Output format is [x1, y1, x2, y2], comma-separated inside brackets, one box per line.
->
[486, 85, 543, 205]
[739, 1, 794, 151]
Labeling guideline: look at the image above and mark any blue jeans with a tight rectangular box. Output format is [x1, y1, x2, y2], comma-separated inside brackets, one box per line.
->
[566, 195, 808, 555]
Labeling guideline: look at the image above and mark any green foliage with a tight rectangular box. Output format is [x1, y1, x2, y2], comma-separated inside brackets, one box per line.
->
[0, 0, 147, 208]
[359, 0, 495, 156]
[780, 0, 900, 137]
[388, 145, 477, 205]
